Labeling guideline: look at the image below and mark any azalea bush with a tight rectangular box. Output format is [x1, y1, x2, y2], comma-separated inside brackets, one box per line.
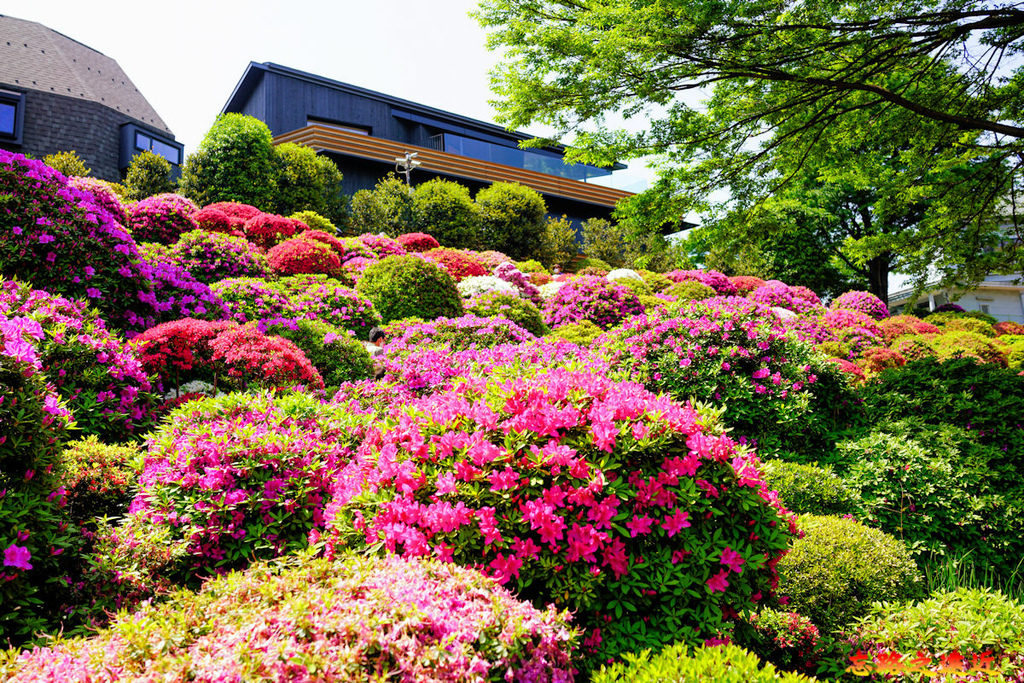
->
[274, 274, 381, 340]
[356, 254, 464, 324]
[127, 193, 198, 245]
[467, 290, 549, 337]
[665, 269, 737, 295]
[424, 247, 488, 282]
[748, 281, 822, 314]
[266, 236, 341, 276]
[243, 212, 296, 250]
[142, 259, 230, 324]
[357, 232, 406, 258]
[170, 229, 271, 284]
[203, 201, 261, 230]
[322, 368, 799, 672]
[736, 608, 825, 676]
[397, 231, 440, 252]
[210, 277, 295, 324]
[384, 314, 536, 354]
[831, 290, 890, 320]
[191, 206, 235, 235]
[1, 553, 578, 682]
[543, 275, 644, 330]
[263, 317, 374, 387]
[67, 176, 129, 227]
[494, 261, 544, 306]
[457, 274, 518, 299]
[876, 315, 941, 342]
[295, 228, 345, 257]
[57, 437, 141, 528]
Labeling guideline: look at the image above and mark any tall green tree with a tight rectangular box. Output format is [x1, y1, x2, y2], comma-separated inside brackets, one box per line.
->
[476, 0, 1024, 291]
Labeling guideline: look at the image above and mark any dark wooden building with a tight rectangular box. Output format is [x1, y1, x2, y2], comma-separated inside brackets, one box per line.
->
[222, 61, 633, 224]
[0, 14, 183, 182]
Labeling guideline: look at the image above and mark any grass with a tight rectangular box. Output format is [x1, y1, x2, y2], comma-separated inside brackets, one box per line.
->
[924, 551, 1024, 601]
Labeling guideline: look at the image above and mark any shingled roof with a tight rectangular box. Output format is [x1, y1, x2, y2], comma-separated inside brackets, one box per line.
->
[0, 14, 172, 134]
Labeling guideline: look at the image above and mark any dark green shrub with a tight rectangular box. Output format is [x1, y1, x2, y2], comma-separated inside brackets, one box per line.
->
[475, 181, 547, 260]
[58, 437, 141, 527]
[355, 254, 463, 323]
[582, 217, 626, 267]
[777, 515, 924, 634]
[412, 178, 481, 249]
[179, 113, 277, 210]
[466, 290, 549, 336]
[263, 318, 373, 387]
[538, 214, 579, 269]
[123, 150, 174, 201]
[591, 643, 820, 683]
[838, 420, 1015, 577]
[349, 173, 415, 236]
[759, 461, 861, 516]
[42, 150, 90, 177]
[272, 142, 346, 225]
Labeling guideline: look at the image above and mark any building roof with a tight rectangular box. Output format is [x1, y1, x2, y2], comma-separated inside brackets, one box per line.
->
[0, 14, 172, 134]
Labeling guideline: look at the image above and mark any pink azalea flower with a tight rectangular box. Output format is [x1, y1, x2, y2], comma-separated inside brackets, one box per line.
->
[3, 544, 32, 571]
[660, 509, 691, 536]
[626, 514, 654, 538]
[707, 569, 730, 593]
[720, 546, 745, 574]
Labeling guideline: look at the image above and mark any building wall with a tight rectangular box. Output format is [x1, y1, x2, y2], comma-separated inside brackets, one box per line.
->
[0, 88, 166, 182]
[955, 289, 1024, 324]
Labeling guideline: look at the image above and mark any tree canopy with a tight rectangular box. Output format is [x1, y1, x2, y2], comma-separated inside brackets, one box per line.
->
[476, 0, 1024, 297]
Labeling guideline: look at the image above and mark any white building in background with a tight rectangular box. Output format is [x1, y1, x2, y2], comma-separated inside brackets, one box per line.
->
[888, 273, 1024, 323]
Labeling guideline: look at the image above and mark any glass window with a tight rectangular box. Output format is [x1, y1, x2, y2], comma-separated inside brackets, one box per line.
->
[134, 130, 181, 165]
[0, 102, 15, 136]
[442, 132, 610, 181]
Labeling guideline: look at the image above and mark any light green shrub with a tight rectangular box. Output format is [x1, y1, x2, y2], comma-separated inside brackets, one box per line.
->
[123, 150, 174, 202]
[476, 181, 547, 260]
[759, 461, 862, 516]
[179, 113, 277, 210]
[412, 178, 481, 249]
[591, 643, 819, 683]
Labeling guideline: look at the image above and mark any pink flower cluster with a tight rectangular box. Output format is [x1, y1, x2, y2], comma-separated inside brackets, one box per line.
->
[544, 275, 644, 330]
[127, 193, 199, 245]
[666, 269, 737, 295]
[831, 290, 890, 321]
[748, 281, 822, 313]
[494, 261, 544, 307]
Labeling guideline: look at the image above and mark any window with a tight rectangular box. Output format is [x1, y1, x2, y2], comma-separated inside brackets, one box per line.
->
[0, 90, 26, 144]
[134, 130, 182, 165]
[981, 304, 991, 315]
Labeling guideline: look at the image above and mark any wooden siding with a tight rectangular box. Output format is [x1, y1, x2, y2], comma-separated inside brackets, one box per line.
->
[274, 123, 633, 209]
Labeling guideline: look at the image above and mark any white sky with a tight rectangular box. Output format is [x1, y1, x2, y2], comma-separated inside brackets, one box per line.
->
[4, 0, 656, 193]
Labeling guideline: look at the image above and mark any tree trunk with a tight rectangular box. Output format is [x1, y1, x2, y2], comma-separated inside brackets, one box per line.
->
[866, 252, 891, 304]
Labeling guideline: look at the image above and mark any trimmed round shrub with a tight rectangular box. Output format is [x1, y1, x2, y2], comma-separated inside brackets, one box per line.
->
[243, 212, 296, 250]
[635, 269, 672, 293]
[3, 553, 577, 683]
[516, 259, 548, 274]
[210, 277, 294, 324]
[171, 230, 271, 284]
[831, 290, 889, 320]
[290, 209, 335, 233]
[58, 437, 141, 527]
[274, 274, 381, 340]
[129, 318, 233, 391]
[357, 232, 406, 258]
[475, 249, 514, 269]
[412, 178, 481, 249]
[356, 255, 464, 324]
[607, 268, 652, 295]
[122, 149, 174, 202]
[665, 280, 716, 302]
[573, 257, 611, 274]
[2, 281, 158, 441]
[543, 275, 644, 330]
[729, 275, 767, 295]
[349, 173, 416, 236]
[267, 236, 341, 276]
[590, 642, 819, 683]
[0, 151, 158, 332]
[1001, 334, 1024, 369]
[666, 269, 737, 295]
[323, 368, 800, 671]
[860, 346, 907, 374]
[203, 201, 262, 228]
[396, 231, 440, 252]
[759, 461, 861, 516]
[424, 247, 488, 282]
[0, 313, 78, 645]
[68, 176, 129, 227]
[383, 314, 535, 353]
[476, 181, 547, 260]
[263, 318, 374, 386]
[296, 228, 345, 256]
[547, 319, 604, 346]
[467, 291, 549, 337]
[127, 193, 198, 245]
[777, 515, 924, 634]
[457, 275, 518, 299]
[338, 237, 376, 264]
[844, 588, 1024, 680]
[179, 113, 278, 210]
[748, 281, 822, 313]
[934, 302, 965, 313]
[190, 206, 234, 234]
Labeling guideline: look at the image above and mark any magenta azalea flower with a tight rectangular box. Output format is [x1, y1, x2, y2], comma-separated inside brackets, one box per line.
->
[707, 569, 730, 592]
[720, 546, 745, 574]
[3, 544, 32, 571]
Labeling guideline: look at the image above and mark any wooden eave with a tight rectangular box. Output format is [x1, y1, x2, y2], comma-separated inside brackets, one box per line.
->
[274, 123, 632, 209]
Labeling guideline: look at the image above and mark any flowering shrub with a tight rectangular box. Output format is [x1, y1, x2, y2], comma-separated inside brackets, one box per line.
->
[738, 608, 824, 676]
[130, 318, 233, 392]
[127, 193, 198, 245]
[599, 299, 855, 460]
[58, 437, 140, 527]
[143, 259, 231, 323]
[494, 261, 544, 306]
[67, 176, 129, 227]
[0, 311, 78, 645]
[934, 302, 965, 313]
[825, 356, 866, 380]
[262, 318, 374, 386]
[358, 232, 407, 258]
[467, 291, 549, 337]
[748, 281, 822, 313]
[457, 275, 518, 299]
[397, 231, 441, 252]
[356, 255, 464, 324]
[323, 368, 799, 671]
[384, 314, 536, 354]
[0, 150, 158, 332]
[203, 201, 261, 230]
[170, 229, 271, 284]
[538, 280, 566, 300]
[591, 642, 820, 683]
[210, 277, 295, 324]
[191, 205, 234, 234]
[577, 265, 610, 277]
[940, 316, 997, 337]
[876, 314, 940, 343]
[543, 275, 644, 330]
[275, 274, 382, 340]
[994, 320, 1024, 336]
[424, 247, 489, 282]
[2, 280, 158, 440]
[296, 228, 345, 257]
[729, 275, 767, 295]
[476, 249, 513, 269]
[666, 269, 737, 295]
[205, 324, 324, 391]
[831, 290, 889, 320]
[243, 212, 296, 250]
[860, 346, 906, 373]
[2, 553, 578, 683]
[529, 271, 552, 286]
[338, 237, 377, 264]
[266, 236, 341, 276]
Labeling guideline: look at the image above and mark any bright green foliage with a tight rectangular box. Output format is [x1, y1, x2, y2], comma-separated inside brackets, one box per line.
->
[736, 608, 825, 677]
[475, 181, 547, 260]
[845, 588, 1024, 680]
[180, 113, 277, 210]
[412, 178, 481, 249]
[263, 318, 374, 387]
[349, 173, 415, 236]
[272, 142, 346, 226]
[636, 269, 672, 292]
[516, 259, 548, 274]
[1001, 334, 1024, 369]
[356, 254, 464, 323]
[290, 209, 335, 233]
[42, 150, 90, 177]
[546, 318, 603, 346]
[664, 280, 715, 302]
[573, 256, 611, 273]
[582, 217, 626, 267]
[839, 420, 1018, 578]
[590, 642, 820, 683]
[466, 291, 549, 336]
[777, 515, 924, 634]
[538, 214, 579, 269]
[122, 150, 174, 202]
[758, 461, 861, 517]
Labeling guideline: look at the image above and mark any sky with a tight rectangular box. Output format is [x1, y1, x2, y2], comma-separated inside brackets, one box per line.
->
[4, 0, 657, 193]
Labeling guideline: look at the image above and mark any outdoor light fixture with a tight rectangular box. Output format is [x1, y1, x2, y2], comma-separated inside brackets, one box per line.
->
[395, 151, 421, 189]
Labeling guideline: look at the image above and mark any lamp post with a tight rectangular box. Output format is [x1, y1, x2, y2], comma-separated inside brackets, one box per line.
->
[395, 151, 421, 192]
